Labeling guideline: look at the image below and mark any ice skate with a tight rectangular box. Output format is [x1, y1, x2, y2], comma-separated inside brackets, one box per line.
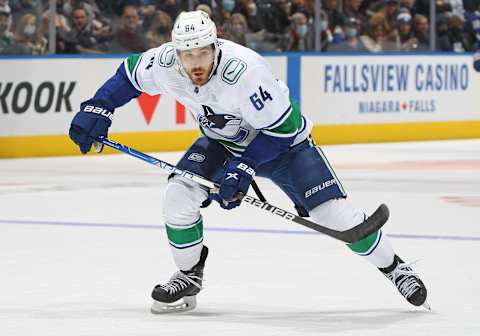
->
[151, 246, 208, 314]
[380, 255, 430, 310]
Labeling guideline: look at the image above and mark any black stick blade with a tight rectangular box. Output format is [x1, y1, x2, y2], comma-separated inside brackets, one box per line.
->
[340, 204, 390, 243]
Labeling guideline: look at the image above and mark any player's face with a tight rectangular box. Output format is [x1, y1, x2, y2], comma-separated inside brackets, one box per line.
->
[179, 45, 215, 86]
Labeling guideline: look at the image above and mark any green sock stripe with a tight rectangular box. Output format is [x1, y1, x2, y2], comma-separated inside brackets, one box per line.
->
[347, 230, 380, 254]
[166, 219, 203, 246]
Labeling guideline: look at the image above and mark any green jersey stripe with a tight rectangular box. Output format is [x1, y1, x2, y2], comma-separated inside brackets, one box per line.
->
[262, 128, 298, 138]
[263, 105, 292, 130]
[126, 53, 142, 75]
[266, 99, 302, 137]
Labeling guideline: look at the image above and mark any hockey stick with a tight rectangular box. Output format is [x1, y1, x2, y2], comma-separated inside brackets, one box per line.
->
[95, 136, 389, 243]
[251, 180, 267, 202]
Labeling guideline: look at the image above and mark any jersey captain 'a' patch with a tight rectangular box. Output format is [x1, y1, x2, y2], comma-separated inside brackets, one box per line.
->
[221, 58, 247, 85]
[157, 44, 175, 68]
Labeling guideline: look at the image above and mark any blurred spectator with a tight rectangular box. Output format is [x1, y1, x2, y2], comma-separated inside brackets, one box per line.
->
[0, 3, 13, 53]
[196, 3, 213, 18]
[395, 9, 419, 50]
[108, 5, 148, 53]
[61, 1, 113, 38]
[4, 12, 47, 54]
[48, 2, 71, 33]
[10, 0, 36, 30]
[284, 12, 313, 51]
[381, 0, 400, 23]
[94, 0, 119, 17]
[0, 0, 12, 23]
[445, 0, 464, 17]
[39, 7, 71, 53]
[464, 0, 480, 49]
[262, 0, 291, 34]
[464, 0, 480, 15]
[244, 29, 283, 51]
[328, 16, 368, 51]
[2, 0, 477, 55]
[291, 0, 313, 18]
[415, 0, 452, 17]
[139, 2, 156, 30]
[323, 0, 344, 34]
[437, 14, 471, 51]
[223, 12, 249, 46]
[380, 0, 401, 42]
[359, 12, 397, 51]
[63, 1, 94, 16]
[145, 10, 172, 48]
[223, 0, 236, 13]
[399, 0, 418, 17]
[317, 9, 334, 50]
[436, 0, 454, 14]
[244, 0, 264, 32]
[63, 6, 105, 53]
[344, 0, 367, 31]
[220, 0, 236, 26]
[231, 0, 250, 18]
[157, 0, 182, 22]
[412, 14, 430, 49]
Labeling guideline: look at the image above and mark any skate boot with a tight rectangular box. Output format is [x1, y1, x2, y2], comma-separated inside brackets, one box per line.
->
[379, 255, 430, 309]
[151, 246, 208, 314]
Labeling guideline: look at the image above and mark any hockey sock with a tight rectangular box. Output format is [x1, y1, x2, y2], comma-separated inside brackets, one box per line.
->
[166, 217, 204, 270]
[347, 229, 395, 268]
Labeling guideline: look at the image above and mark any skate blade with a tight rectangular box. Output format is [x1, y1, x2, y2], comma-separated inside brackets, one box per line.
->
[151, 296, 197, 314]
[422, 301, 431, 311]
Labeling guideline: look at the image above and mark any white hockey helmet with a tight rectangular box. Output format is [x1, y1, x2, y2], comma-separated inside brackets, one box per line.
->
[172, 11, 219, 78]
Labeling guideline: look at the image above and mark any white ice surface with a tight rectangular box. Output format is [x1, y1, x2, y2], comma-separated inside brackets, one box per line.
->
[1, 140, 480, 336]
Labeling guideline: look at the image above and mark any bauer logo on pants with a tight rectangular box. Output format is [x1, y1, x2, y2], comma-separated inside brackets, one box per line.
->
[188, 153, 206, 163]
[305, 178, 337, 198]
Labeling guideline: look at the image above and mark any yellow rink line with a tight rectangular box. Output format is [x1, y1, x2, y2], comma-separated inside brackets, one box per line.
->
[1, 121, 480, 158]
[310, 120, 480, 145]
[0, 130, 200, 158]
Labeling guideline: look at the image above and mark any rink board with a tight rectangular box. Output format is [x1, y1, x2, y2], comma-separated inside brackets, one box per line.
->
[1, 53, 479, 158]
[1, 121, 480, 158]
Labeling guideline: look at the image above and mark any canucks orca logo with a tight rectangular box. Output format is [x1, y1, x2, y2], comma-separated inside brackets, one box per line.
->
[198, 105, 249, 143]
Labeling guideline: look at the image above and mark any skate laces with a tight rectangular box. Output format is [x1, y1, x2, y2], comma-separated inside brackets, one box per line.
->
[387, 260, 421, 299]
[160, 271, 203, 294]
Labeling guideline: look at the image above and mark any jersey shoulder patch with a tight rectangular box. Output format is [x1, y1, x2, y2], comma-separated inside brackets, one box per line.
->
[157, 43, 175, 68]
[221, 57, 247, 85]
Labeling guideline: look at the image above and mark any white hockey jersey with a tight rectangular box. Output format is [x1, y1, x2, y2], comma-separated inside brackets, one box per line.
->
[123, 39, 312, 155]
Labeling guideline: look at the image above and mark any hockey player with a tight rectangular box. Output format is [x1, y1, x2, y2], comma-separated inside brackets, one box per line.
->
[68, 11, 429, 313]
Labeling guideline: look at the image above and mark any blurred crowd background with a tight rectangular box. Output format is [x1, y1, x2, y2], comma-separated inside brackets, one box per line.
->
[0, 0, 480, 55]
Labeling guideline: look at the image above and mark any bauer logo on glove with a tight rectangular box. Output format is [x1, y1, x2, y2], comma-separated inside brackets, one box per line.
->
[83, 105, 114, 121]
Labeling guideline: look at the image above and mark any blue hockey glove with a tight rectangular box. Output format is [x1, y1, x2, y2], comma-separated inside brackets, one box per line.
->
[69, 101, 113, 154]
[474, 51, 480, 72]
[211, 157, 257, 210]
